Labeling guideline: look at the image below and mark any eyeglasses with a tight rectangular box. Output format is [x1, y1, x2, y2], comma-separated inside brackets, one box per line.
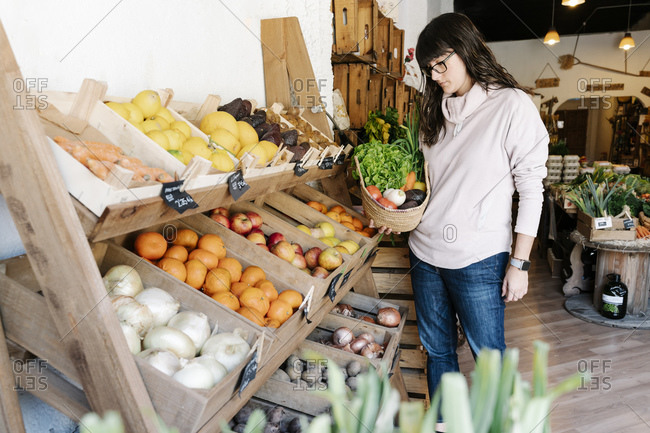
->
[422, 51, 456, 76]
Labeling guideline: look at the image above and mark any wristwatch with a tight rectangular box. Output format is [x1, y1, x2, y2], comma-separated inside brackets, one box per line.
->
[510, 257, 531, 271]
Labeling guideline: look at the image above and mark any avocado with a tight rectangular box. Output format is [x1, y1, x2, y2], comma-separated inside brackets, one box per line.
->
[405, 189, 426, 205]
[399, 200, 419, 209]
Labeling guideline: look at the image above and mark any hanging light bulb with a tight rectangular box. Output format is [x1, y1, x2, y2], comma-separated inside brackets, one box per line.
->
[562, 0, 585, 6]
[619, 1, 635, 50]
[544, 0, 560, 45]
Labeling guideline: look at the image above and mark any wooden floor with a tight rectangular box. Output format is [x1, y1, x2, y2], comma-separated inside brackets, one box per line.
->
[456, 253, 650, 433]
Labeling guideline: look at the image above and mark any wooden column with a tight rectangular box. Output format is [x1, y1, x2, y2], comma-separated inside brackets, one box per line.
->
[0, 21, 158, 431]
[0, 313, 25, 433]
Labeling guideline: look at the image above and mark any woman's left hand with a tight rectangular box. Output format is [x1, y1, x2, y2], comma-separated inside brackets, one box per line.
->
[501, 266, 528, 302]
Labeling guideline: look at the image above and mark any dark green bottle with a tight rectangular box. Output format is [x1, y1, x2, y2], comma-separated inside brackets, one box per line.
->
[600, 273, 628, 320]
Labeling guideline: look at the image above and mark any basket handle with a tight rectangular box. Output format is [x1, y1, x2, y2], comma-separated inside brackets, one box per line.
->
[354, 156, 367, 190]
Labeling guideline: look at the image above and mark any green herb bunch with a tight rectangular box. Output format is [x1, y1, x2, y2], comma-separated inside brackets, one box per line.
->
[352, 141, 413, 191]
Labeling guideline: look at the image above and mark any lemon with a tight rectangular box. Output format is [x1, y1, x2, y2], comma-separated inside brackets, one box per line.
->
[182, 151, 194, 165]
[200, 111, 239, 138]
[154, 106, 175, 124]
[258, 140, 278, 161]
[296, 225, 312, 236]
[148, 115, 170, 130]
[132, 90, 161, 118]
[237, 121, 259, 147]
[209, 128, 241, 155]
[168, 150, 185, 163]
[211, 149, 235, 172]
[129, 120, 146, 133]
[413, 181, 426, 191]
[146, 130, 170, 150]
[122, 102, 144, 124]
[105, 102, 129, 119]
[171, 121, 192, 139]
[182, 137, 212, 160]
[236, 142, 267, 167]
[141, 119, 162, 133]
[163, 129, 184, 151]
[338, 240, 360, 254]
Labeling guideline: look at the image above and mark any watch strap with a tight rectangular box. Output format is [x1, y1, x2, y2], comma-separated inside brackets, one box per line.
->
[510, 257, 531, 271]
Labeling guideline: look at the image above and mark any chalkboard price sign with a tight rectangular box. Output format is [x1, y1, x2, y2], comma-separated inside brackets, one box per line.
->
[228, 170, 250, 201]
[318, 156, 334, 170]
[160, 180, 199, 214]
[294, 160, 308, 177]
[327, 273, 342, 302]
[238, 351, 258, 395]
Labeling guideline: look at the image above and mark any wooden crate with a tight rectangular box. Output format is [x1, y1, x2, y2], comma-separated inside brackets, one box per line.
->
[0, 245, 265, 433]
[368, 73, 384, 113]
[381, 78, 396, 112]
[576, 210, 637, 242]
[375, 13, 393, 71]
[390, 26, 405, 77]
[332, 0, 378, 56]
[395, 81, 409, 124]
[332, 64, 383, 129]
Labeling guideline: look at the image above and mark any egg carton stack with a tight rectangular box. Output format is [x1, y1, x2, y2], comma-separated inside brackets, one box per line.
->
[545, 155, 563, 185]
[563, 155, 580, 183]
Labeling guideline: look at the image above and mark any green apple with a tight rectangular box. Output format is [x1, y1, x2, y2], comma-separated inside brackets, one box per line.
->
[315, 221, 335, 237]
[296, 225, 312, 236]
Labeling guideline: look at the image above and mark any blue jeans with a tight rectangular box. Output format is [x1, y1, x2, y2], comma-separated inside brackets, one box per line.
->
[409, 250, 508, 400]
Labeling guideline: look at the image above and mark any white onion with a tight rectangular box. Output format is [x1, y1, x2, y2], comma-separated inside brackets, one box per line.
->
[120, 322, 141, 355]
[201, 333, 250, 372]
[135, 288, 180, 327]
[143, 326, 196, 359]
[168, 311, 211, 354]
[103, 265, 143, 297]
[190, 355, 228, 386]
[112, 296, 153, 337]
[173, 362, 214, 389]
[138, 348, 181, 376]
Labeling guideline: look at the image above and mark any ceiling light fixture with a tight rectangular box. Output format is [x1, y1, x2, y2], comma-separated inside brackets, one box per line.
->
[619, 0, 635, 50]
[561, 0, 585, 7]
[544, 0, 560, 45]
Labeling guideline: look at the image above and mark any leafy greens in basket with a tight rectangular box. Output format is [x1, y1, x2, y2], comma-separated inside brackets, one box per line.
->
[352, 141, 414, 192]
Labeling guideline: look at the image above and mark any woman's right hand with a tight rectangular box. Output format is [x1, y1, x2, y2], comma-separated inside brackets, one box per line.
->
[368, 219, 401, 235]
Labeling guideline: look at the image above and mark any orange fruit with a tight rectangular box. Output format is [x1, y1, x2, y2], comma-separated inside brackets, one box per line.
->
[277, 289, 303, 309]
[325, 211, 341, 222]
[363, 227, 377, 236]
[265, 318, 281, 328]
[267, 299, 293, 325]
[157, 257, 187, 281]
[237, 306, 266, 326]
[185, 259, 208, 289]
[203, 267, 231, 296]
[339, 213, 353, 224]
[217, 257, 242, 282]
[173, 229, 199, 250]
[358, 230, 370, 237]
[231, 281, 252, 297]
[330, 205, 345, 214]
[163, 245, 189, 262]
[134, 232, 167, 260]
[240, 266, 266, 286]
[188, 248, 220, 269]
[351, 217, 364, 231]
[239, 287, 270, 315]
[341, 222, 357, 231]
[255, 280, 278, 301]
[212, 291, 240, 311]
[307, 201, 323, 212]
[197, 234, 226, 259]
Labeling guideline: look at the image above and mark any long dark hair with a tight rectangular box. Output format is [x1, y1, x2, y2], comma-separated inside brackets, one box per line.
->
[416, 13, 530, 145]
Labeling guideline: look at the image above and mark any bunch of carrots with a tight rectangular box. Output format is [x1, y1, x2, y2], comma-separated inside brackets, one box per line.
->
[54, 136, 173, 183]
[637, 212, 650, 239]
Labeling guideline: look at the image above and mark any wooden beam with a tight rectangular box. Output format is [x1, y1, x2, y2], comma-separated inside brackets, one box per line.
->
[0, 21, 158, 432]
[0, 312, 26, 433]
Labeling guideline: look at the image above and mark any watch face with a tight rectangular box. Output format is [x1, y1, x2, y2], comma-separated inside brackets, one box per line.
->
[521, 261, 531, 271]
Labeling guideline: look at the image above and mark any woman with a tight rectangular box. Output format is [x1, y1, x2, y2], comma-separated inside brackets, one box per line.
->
[406, 12, 548, 428]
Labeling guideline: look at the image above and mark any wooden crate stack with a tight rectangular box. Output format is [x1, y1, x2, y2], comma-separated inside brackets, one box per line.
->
[331, 0, 417, 130]
[371, 240, 429, 405]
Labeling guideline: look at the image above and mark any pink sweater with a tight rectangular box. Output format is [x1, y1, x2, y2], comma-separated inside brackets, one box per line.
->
[408, 83, 548, 269]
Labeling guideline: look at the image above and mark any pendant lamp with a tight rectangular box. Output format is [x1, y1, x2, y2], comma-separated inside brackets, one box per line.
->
[544, 0, 560, 45]
[562, 0, 584, 6]
[619, 1, 635, 50]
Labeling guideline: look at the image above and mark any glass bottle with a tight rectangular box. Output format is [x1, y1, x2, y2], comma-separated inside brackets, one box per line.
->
[600, 273, 628, 320]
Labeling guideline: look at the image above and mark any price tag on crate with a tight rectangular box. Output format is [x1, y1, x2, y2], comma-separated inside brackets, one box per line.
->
[594, 216, 613, 230]
[364, 247, 378, 265]
[341, 268, 353, 287]
[318, 156, 334, 170]
[335, 153, 346, 165]
[228, 170, 250, 201]
[327, 273, 342, 302]
[294, 160, 308, 177]
[160, 181, 199, 214]
[238, 351, 257, 395]
[623, 218, 635, 230]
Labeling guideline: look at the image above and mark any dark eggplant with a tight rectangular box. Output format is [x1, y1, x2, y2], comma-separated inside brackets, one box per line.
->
[241, 117, 255, 127]
[249, 110, 266, 127]
[299, 142, 311, 151]
[238, 100, 252, 119]
[281, 130, 299, 146]
[288, 145, 306, 162]
[405, 189, 426, 205]
[218, 98, 244, 120]
[255, 122, 272, 139]
[399, 200, 419, 209]
[261, 131, 282, 146]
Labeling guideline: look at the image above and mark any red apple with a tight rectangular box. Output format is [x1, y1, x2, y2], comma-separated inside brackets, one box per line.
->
[311, 266, 330, 279]
[267, 232, 286, 248]
[291, 253, 307, 269]
[211, 207, 230, 218]
[271, 240, 296, 262]
[210, 213, 230, 229]
[318, 247, 343, 271]
[247, 232, 266, 244]
[230, 213, 252, 235]
[304, 247, 322, 269]
[250, 228, 264, 235]
[246, 211, 263, 229]
[292, 242, 304, 256]
[257, 243, 269, 251]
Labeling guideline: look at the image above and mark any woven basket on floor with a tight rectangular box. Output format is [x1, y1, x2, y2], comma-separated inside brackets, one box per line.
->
[355, 156, 431, 232]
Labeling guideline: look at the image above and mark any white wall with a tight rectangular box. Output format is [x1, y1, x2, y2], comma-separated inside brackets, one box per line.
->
[0, 0, 334, 111]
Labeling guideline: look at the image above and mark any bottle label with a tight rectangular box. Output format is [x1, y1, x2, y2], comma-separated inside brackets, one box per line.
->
[602, 294, 623, 306]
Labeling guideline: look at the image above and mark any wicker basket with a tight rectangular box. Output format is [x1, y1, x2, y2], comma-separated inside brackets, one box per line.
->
[355, 156, 431, 232]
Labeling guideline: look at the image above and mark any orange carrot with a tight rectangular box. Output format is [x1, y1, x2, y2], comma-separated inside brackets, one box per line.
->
[401, 171, 416, 191]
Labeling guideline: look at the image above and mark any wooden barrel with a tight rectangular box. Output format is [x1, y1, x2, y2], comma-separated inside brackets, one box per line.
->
[593, 250, 650, 316]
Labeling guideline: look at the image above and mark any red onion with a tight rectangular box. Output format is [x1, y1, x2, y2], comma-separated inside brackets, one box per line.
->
[357, 332, 375, 344]
[349, 337, 369, 354]
[361, 343, 384, 359]
[377, 307, 401, 327]
[360, 316, 376, 324]
[333, 304, 355, 317]
[332, 327, 354, 346]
